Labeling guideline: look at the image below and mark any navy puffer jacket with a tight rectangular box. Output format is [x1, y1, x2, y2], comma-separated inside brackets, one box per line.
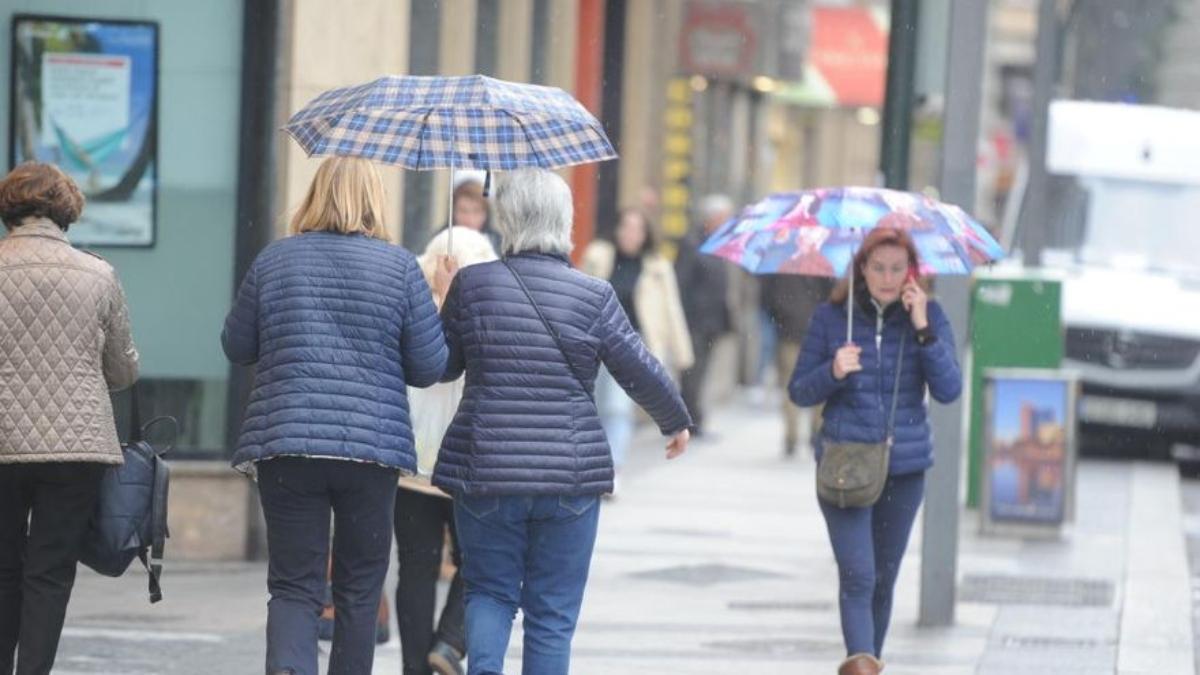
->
[432, 253, 692, 496]
[789, 293, 961, 475]
[222, 232, 447, 472]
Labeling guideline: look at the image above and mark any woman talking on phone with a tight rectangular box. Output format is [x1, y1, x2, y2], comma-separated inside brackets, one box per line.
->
[788, 222, 962, 675]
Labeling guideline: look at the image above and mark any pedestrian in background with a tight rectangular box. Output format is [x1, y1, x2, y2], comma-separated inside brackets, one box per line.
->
[223, 156, 447, 675]
[0, 162, 140, 675]
[674, 194, 735, 438]
[395, 226, 496, 675]
[433, 169, 691, 675]
[761, 274, 835, 457]
[448, 177, 500, 253]
[581, 208, 692, 492]
[789, 226, 961, 675]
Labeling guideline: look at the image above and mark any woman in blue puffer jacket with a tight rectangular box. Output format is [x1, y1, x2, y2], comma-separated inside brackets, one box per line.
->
[222, 156, 447, 675]
[789, 225, 961, 675]
[433, 169, 692, 675]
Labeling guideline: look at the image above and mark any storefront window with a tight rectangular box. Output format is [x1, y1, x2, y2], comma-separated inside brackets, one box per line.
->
[3, 2, 244, 457]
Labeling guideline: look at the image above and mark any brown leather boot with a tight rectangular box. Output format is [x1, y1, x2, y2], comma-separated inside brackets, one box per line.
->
[838, 653, 883, 675]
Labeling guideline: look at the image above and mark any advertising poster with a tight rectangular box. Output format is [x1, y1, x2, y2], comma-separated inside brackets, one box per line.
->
[10, 15, 158, 246]
[981, 369, 1079, 537]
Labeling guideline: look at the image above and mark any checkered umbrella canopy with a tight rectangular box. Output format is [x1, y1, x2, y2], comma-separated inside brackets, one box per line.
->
[283, 74, 617, 170]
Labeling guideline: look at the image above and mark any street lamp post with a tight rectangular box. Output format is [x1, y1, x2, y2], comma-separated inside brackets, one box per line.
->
[919, 0, 990, 628]
[879, 0, 920, 189]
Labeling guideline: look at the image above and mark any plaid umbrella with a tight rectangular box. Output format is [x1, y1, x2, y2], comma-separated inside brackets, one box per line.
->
[283, 74, 617, 170]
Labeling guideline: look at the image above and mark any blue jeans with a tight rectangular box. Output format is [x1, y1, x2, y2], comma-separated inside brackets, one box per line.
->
[257, 457, 399, 675]
[819, 472, 925, 659]
[454, 494, 601, 675]
[595, 367, 634, 469]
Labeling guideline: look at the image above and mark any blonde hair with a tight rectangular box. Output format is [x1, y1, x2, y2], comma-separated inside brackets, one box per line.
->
[290, 156, 390, 241]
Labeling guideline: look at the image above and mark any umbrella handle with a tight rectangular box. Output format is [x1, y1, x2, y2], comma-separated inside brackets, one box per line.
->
[847, 255, 854, 343]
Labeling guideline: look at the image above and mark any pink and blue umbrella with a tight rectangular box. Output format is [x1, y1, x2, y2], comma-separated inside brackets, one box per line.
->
[700, 187, 1005, 278]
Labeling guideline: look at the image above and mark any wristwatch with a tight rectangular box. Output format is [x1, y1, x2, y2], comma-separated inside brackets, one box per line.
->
[916, 326, 937, 346]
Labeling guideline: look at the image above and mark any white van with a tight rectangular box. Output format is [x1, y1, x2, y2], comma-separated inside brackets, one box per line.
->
[1044, 101, 1200, 458]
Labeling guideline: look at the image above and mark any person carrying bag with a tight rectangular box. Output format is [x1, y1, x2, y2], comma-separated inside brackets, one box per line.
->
[789, 226, 961, 675]
[0, 162, 140, 675]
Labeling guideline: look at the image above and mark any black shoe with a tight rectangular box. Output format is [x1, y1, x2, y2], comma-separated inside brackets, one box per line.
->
[784, 440, 797, 457]
[428, 641, 465, 675]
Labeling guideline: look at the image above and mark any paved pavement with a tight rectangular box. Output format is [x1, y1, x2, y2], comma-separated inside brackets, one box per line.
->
[55, 397, 1195, 673]
[1176, 477, 1200, 675]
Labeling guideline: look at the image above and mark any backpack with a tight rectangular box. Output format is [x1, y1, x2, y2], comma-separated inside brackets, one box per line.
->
[78, 386, 174, 603]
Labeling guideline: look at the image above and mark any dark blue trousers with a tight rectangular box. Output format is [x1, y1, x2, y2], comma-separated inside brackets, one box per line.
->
[819, 471, 925, 658]
[257, 457, 399, 675]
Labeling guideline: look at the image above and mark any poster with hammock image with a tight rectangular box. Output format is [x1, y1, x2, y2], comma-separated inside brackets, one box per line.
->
[10, 15, 158, 247]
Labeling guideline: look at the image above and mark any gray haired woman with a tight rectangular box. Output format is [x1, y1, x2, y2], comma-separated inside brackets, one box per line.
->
[430, 169, 692, 674]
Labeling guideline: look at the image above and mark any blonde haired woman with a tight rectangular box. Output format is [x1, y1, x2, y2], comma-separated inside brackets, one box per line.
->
[223, 156, 448, 675]
[395, 226, 495, 675]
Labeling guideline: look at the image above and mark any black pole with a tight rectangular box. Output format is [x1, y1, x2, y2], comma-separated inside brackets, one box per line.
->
[880, 0, 920, 189]
[227, 0, 280, 452]
[594, 0, 626, 241]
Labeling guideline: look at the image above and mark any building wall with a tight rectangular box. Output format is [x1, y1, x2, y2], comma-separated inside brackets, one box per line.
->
[277, 0, 410, 242]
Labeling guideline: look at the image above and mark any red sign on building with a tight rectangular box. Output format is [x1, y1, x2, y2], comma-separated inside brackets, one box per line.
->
[808, 7, 888, 107]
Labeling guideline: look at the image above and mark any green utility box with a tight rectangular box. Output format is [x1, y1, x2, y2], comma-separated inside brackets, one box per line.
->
[966, 270, 1064, 508]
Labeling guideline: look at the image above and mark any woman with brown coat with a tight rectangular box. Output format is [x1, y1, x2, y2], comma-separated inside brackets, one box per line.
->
[0, 163, 139, 675]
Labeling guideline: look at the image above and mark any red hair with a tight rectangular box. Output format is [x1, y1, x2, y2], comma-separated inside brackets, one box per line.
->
[829, 222, 922, 304]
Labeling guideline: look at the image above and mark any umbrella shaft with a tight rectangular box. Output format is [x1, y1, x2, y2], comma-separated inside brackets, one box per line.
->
[847, 263, 854, 343]
[447, 153, 455, 252]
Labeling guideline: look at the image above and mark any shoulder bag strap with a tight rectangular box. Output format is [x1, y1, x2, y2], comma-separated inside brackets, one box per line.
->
[138, 454, 169, 604]
[128, 384, 143, 443]
[501, 259, 595, 403]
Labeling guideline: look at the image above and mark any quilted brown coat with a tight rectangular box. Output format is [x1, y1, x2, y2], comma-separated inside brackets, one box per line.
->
[0, 218, 139, 464]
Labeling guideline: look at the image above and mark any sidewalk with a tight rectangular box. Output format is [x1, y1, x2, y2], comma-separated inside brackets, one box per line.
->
[492, 398, 1195, 673]
[57, 398, 1194, 674]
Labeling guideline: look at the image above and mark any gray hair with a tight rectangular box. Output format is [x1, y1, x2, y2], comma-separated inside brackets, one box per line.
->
[493, 169, 574, 256]
[699, 193, 735, 222]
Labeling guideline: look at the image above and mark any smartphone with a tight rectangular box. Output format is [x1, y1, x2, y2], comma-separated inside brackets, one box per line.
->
[906, 265, 919, 284]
